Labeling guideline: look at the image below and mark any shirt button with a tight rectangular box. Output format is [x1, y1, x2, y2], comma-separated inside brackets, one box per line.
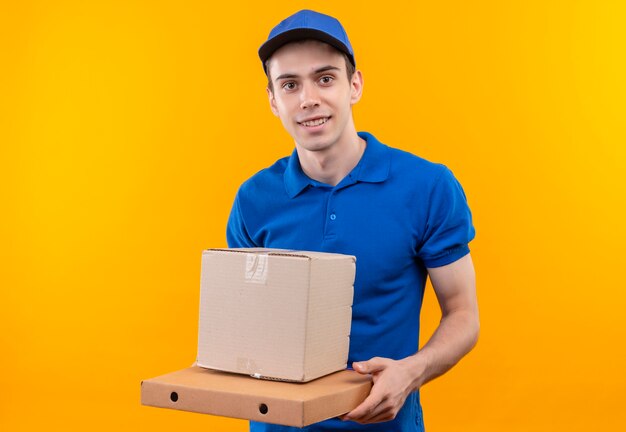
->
[330, 213, 337, 220]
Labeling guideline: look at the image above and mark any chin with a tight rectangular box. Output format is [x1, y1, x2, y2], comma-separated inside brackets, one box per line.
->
[295, 133, 335, 152]
[299, 140, 333, 152]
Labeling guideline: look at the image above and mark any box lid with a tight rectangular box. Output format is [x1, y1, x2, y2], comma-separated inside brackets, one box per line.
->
[141, 366, 372, 427]
[203, 248, 356, 261]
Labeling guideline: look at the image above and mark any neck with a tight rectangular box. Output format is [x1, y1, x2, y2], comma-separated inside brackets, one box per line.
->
[295, 130, 366, 187]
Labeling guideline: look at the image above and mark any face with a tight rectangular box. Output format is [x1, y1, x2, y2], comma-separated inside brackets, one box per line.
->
[266, 40, 363, 154]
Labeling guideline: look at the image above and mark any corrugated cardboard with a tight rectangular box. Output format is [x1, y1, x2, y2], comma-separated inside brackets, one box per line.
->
[197, 248, 356, 382]
[141, 366, 372, 427]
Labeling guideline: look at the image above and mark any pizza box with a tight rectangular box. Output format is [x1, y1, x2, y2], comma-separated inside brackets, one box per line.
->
[141, 366, 372, 427]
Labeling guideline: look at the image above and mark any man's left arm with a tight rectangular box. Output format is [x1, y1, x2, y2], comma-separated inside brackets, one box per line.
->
[342, 253, 479, 424]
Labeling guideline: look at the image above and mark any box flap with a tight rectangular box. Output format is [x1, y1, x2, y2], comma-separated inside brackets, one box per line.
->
[203, 248, 356, 262]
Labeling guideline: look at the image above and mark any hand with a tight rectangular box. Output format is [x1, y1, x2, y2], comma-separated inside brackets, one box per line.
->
[340, 356, 421, 424]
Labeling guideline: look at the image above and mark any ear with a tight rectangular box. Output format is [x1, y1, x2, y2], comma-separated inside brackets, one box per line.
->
[350, 70, 364, 105]
[267, 87, 279, 117]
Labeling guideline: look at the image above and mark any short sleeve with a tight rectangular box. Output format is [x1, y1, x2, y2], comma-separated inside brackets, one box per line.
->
[417, 166, 475, 268]
[226, 192, 258, 248]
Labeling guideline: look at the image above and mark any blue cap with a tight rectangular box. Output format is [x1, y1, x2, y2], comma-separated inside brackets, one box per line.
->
[258, 10, 355, 74]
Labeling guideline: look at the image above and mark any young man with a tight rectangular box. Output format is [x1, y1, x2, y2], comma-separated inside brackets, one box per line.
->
[227, 9, 479, 432]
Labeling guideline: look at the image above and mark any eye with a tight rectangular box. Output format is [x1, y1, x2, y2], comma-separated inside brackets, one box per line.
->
[282, 81, 297, 91]
[320, 76, 334, 85]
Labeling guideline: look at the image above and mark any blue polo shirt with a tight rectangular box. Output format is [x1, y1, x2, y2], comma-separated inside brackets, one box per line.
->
[227, 131, 475, 432]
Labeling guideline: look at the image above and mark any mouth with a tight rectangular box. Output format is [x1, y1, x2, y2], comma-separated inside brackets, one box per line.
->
[298, 116, 331, 128]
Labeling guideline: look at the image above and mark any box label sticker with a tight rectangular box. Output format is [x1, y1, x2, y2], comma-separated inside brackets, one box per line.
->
[245, 254, 268, 284]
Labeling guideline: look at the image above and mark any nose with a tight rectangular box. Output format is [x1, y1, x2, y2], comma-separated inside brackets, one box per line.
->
[299, 81, 320, 110]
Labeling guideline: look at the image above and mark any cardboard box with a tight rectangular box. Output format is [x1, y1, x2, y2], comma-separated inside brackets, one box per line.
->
[141, 366, 372, 427]
[197, 248, 356, 382]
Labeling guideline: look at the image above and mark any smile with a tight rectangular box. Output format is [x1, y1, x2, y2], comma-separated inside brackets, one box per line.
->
[299, 117, 330, 127]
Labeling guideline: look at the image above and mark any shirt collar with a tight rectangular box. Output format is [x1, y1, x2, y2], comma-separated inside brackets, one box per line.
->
[354, 131, 391, 183]
[283, 131, 391, 198]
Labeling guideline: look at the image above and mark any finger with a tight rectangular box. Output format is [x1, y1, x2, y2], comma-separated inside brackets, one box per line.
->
[353, 357, 388, 374]
[360, 408, 396, 424]
[352, 397, 392, 424]
[342, 391, 384, 421]
[342, 401, 396, 424]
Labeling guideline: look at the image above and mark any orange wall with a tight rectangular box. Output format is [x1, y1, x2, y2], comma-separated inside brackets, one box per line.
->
[1, 1, 625, 431]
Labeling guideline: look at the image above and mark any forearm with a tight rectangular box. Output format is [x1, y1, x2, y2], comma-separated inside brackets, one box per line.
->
[344, 255, 479, 424]
[401, 308, 479, 391]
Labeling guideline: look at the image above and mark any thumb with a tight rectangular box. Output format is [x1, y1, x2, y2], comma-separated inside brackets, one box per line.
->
[352, 357, 387, 374]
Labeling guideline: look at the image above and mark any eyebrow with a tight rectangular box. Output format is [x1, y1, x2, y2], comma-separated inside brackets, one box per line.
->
[274, 65, 342, 82]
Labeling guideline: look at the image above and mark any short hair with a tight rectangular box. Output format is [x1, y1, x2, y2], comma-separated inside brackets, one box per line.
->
[264, 41, 356, 93]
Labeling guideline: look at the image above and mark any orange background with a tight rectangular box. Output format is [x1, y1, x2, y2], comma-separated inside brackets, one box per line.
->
[1, 1, 625, 431]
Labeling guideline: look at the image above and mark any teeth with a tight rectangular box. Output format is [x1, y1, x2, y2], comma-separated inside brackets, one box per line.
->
[302, 117, 328, 127]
